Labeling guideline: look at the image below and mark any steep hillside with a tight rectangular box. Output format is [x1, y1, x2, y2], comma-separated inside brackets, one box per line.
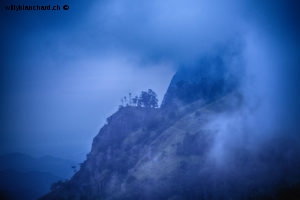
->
[39, 90, 245, 200]
[38, 57, 250, 200]
[39, 57, 300, 199]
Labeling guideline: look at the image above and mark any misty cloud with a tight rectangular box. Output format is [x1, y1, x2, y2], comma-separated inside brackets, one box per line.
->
[72, 0, 246, 63]
[1, 0, 299, 163]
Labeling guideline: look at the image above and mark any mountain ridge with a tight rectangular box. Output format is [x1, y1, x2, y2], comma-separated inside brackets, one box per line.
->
[39, 56, 300, 199]
[39, 56, 246, 199]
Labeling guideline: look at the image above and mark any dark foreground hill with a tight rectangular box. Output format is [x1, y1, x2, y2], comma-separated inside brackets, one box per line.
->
[0, 170, 60, 200]
[0, 153, 76, 200]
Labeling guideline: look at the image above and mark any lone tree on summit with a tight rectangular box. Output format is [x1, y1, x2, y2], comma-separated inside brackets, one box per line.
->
[138, 89, 158, 108]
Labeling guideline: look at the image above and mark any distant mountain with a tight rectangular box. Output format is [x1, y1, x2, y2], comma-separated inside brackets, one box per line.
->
[0, 170, 61, 200]
[0, 153, 76, 178]
[0, 153, 77, 200]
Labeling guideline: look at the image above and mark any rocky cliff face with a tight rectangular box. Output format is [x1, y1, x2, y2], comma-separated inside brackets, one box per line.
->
[39, 91, 244, 200]
[161, 55, 239, 109]
[39, 55, 244, 200]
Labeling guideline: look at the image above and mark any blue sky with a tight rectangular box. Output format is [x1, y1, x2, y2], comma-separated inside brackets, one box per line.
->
[0, 0, 299, 161]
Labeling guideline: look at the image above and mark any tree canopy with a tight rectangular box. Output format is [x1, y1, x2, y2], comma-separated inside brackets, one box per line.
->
[138, 89, 158, 108]
[120, 89, 158, 108]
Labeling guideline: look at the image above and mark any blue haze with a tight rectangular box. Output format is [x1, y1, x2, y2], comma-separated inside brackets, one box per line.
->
[0, 0, 299, 163]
